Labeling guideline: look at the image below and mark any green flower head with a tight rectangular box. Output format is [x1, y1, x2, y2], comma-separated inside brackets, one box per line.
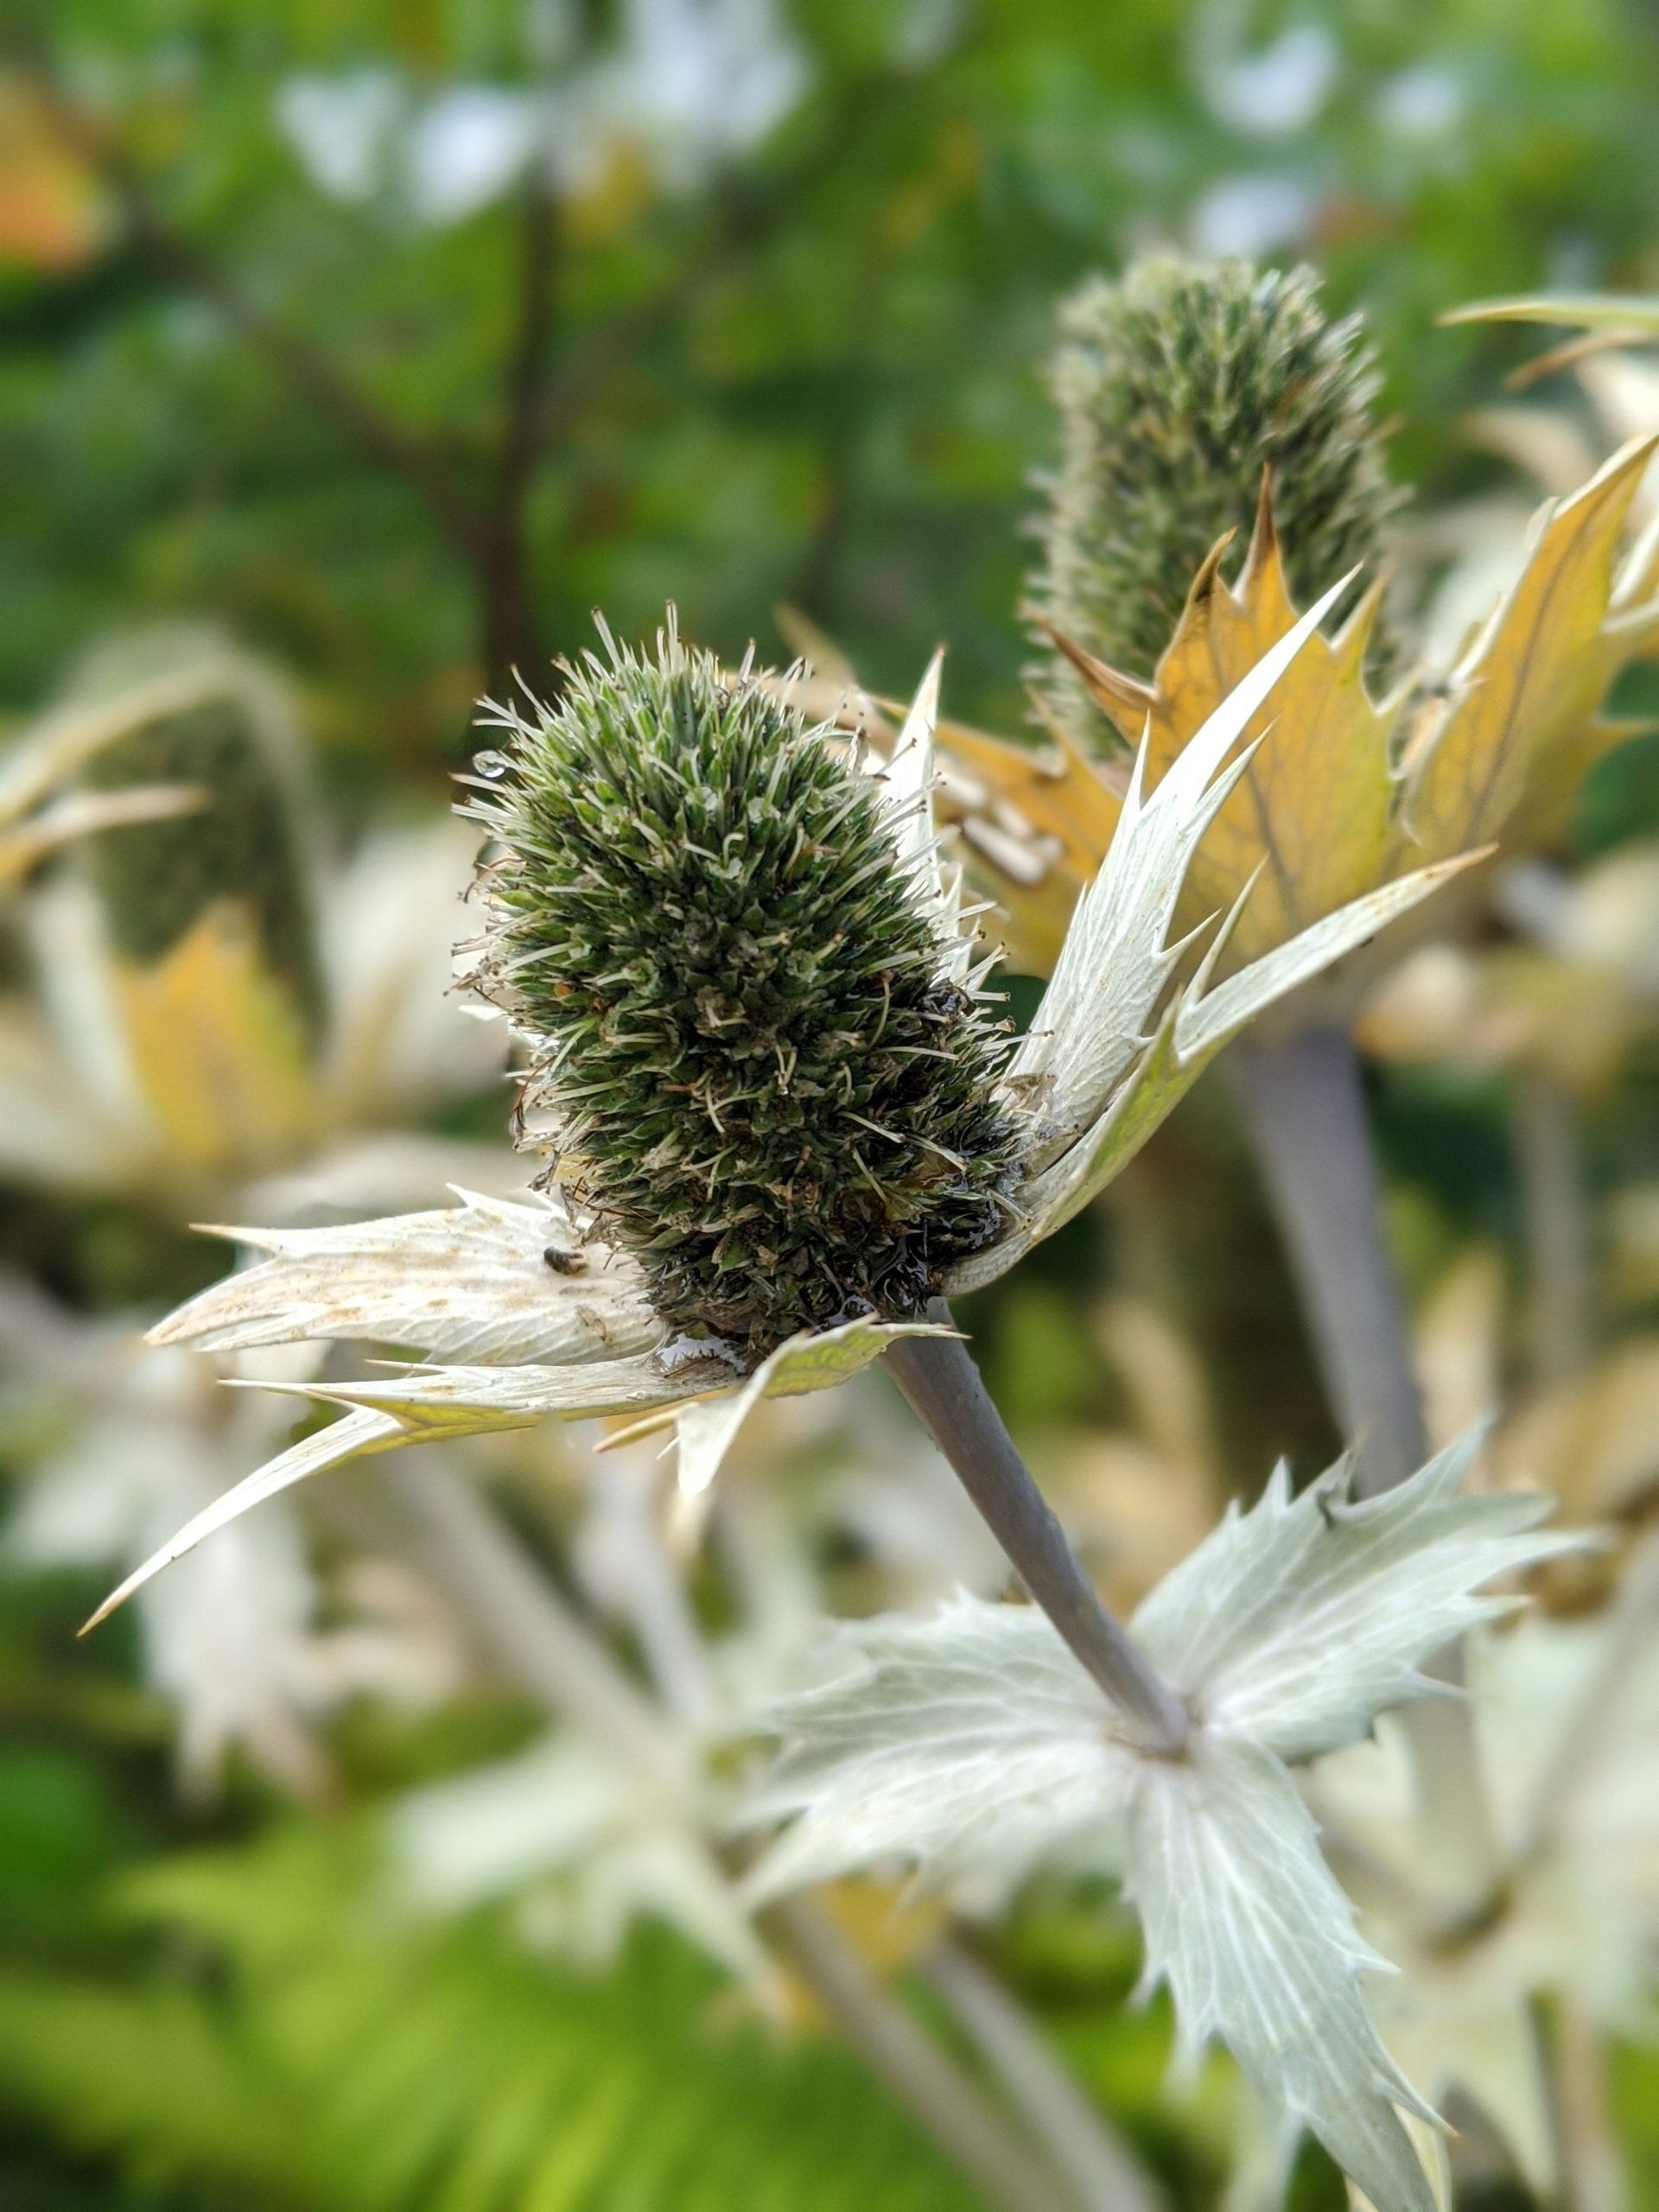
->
[462, 619, 1023, 1355]
[1027, 255, 1401, 720]
[74, 630, 324, 1039]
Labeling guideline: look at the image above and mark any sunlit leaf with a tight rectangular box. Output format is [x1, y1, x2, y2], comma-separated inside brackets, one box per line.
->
[1128, 1732, 1439, 2212]
[1399, 436, 1659, 858]
[745, 1594, 1128, 1902]
[1056, 481, 1399, 966]
[747, 1438, 1575, 2211]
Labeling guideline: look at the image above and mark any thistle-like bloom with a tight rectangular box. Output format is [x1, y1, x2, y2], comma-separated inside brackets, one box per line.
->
[99, 598, 1469, 1620]
[1027, 256, 1400, 713]
[462, 620, 1020, 1354]
[0, 628, 511, 1211]
[882, 261, 1659, 985]
[73, 626, 326, 1046]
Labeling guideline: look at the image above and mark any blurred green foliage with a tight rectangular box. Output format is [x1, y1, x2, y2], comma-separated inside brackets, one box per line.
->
[5, 0, 1659, 797]
[0, 1820, 988, 2209]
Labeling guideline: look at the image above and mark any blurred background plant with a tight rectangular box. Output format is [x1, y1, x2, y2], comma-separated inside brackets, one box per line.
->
[3, 2, 1659, 2209]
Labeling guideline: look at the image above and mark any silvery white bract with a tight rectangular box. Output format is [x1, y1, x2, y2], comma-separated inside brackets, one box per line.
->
[394, 1732, 768, 1986]
[744, 1438, 1581, 2212]
[1310, 1554, 1659, 2197]
[95, 595, 1474, 1629]
[0, 810, 515, 1216]
[3, 1302, 460, 1794]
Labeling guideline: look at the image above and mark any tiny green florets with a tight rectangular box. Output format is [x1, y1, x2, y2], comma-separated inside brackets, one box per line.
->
[464, 622, 1023, 1356]
[1027, 255, 1401, 723]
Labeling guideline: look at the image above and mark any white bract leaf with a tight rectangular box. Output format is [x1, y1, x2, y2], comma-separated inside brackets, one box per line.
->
[395, 1732, 767, 1984]
[289, 1353, 701, 1429]
[81, 1352, 721, 1633]
[1010, 578, 1351, 1166]
[82, 1405, 405, 1633]
[1127, 1733, 1438, 2212]
[745, 1440, 1576, 2212]
[744, 1594, 1131, 1902]
[88, 1313, 944, 1636]
[950, 852, 1485, 1292]
[869, 650, 986, 988]
[1132, 1433, 1586, 1763]
[879, 652, 945, 891]
[1172, 852, 1489, 1066]
[149, 1190, 661, 1366]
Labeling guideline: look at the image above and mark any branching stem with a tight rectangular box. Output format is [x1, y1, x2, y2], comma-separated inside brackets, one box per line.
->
[884, 1319, 1189, 1754]
[1228, 1022, 1503, 1906]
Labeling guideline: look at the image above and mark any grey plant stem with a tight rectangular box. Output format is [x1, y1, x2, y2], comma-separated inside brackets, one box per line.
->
[1227, 1025, 1426, 1495]
[356, 1459, 1072, 2212]
[1513, 1065, 1593, 1385]
[613, 1441, 1163, 2212]
[925, 1941, 1166, 2212]
[1228, 1020, 1503, 1903]
[884, 1318, 1189, 1754]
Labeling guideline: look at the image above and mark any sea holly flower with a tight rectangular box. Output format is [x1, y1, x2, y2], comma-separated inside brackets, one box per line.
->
[817, 260, 1659, 988]
[84, 610, 1491, 2212]
[742, 1438, 1582, 2212]
[1027, 255, 1402, 726]
[0, 626, 512, 1215]
[87, 599, 1471, 1630]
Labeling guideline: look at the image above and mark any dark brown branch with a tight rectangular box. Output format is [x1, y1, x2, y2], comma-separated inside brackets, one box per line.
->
[479, 181, 562, 694]
[26, 68, 493, 566]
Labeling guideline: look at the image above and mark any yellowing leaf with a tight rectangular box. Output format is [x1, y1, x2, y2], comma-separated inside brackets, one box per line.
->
[1054, 482, 1399, 966]
[1445, 295, 1659, 338]
[1399, 436, 1659, 860]
[925, 711, 1122, 974]
[114, 905, 317, 1172]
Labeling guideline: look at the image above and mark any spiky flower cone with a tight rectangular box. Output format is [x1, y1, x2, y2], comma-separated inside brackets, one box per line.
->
[76, 634, 324, 1040]
[1028, 256, 1400, 729]
[464, 621, 1021, 1354]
